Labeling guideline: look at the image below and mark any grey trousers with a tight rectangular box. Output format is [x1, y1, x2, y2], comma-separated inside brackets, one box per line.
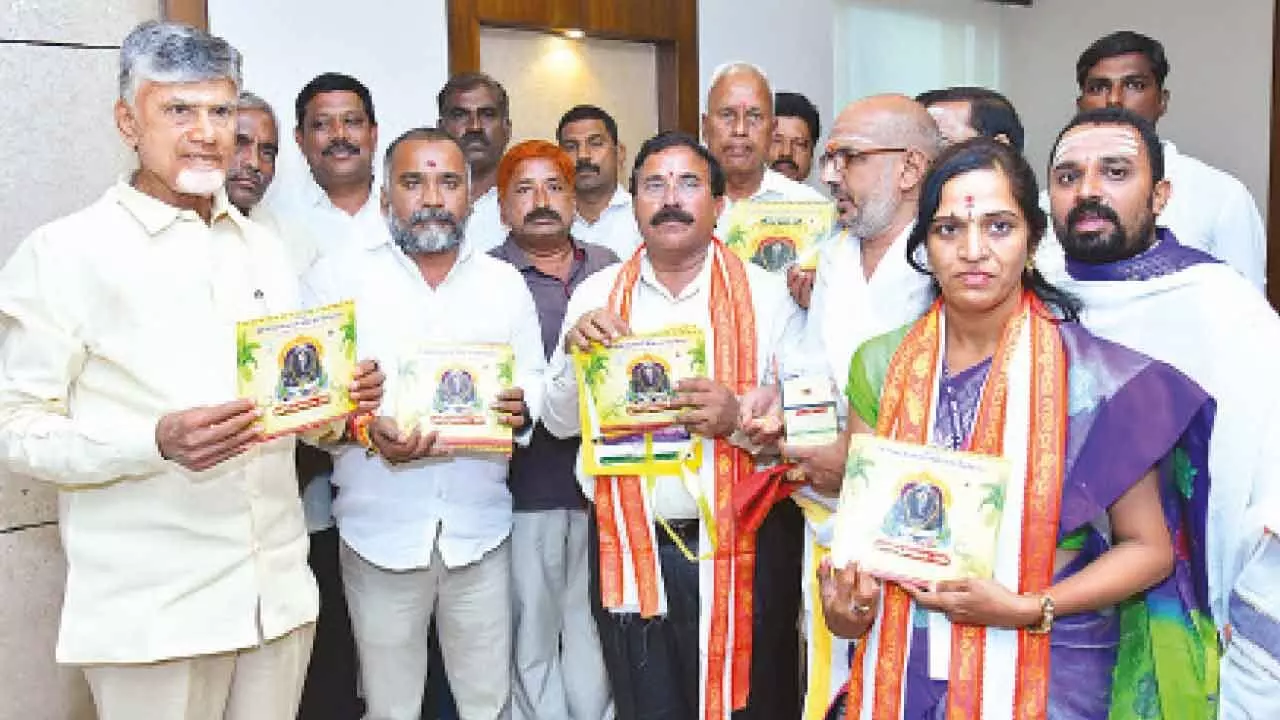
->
[510, 509, 613, 720]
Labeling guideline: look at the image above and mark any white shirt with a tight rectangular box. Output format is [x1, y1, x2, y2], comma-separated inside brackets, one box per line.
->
[302, 235, 546, 571]
[714, 167, 826, 239]
[463, 186, 509, 254]
[571, 185, 643, 258]
[805, 224, 935, 394]
[1036, 141, 1267, 290]
[541, 250, 802, 519]
[265, 176, 386, 277]
[0, 181, 317, 663]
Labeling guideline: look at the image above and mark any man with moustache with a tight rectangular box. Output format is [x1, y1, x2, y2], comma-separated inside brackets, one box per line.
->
[558, 104, 643, 258]
[542, 131, 802, 719]
[439, 72, 513, 253]
[489, 140, 616, 720]
[0, 21, 385, 719]
[1045, 31, 1266, 289]
[769, 91, 820, 183]
[915, 86, 1025, 151]
[785, 93, 940, 719]
[225, 91, 279, 216]
[303, 127, 545, 720]
[1046, 107, 1280, 717]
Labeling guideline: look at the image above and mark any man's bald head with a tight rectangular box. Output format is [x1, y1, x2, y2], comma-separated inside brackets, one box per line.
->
[702, 62, 775, 181]
[821, 94, 941, 239]
[828, 94, 942, 159]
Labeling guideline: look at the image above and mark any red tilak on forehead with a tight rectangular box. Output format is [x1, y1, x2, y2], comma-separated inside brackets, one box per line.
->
[425, 159, 437, 168]
[965, 195, 975, 209]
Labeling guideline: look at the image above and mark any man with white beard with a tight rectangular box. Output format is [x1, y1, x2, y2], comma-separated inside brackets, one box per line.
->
[790, 94, 940, 719]
[303, 127, 545, 720]
[0, 21, 385, 719]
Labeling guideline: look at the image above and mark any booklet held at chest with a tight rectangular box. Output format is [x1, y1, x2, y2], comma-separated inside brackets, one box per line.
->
[573, 325, 705, 475]
[830, 434, 1009, 586]
[393, 344, 515, 453]
[723, 200, 836, 273]
[236, 301, 358, 439]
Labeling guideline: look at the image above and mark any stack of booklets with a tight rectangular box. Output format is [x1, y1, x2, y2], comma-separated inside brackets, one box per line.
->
[236, 301, 358, 439]
[393, 343, 516, 453]
[830, 434, 1010, 586]
[722, 200, 837, 273]
[574, 326, 705, 475]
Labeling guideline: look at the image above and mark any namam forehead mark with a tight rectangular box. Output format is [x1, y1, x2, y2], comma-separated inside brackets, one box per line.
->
[823, 133, 879, 154]
[1052, 125, 1141, 168]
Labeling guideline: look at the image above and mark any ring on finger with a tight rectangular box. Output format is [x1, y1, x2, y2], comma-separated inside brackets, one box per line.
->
[852, 603, 873, 615]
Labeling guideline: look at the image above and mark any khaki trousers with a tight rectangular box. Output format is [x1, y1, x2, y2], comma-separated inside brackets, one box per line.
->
[83, 623, 315, 720]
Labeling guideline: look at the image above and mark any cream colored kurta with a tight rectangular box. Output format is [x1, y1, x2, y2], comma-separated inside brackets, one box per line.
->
[0, 181, 318, 664]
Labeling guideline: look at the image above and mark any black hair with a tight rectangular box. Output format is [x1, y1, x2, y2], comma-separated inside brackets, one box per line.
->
[437, 72, 510, 118]
[1049, 107, 1164, 184]
[774, 91, 820, 145]
[905, 137, 1081, 322]
[915, 86, 1026, 152]
[1076, 30, 1170, 90]
[295, 72, 375, 130]
[556, 104, 619, 144]
[628, 131, 726, 198]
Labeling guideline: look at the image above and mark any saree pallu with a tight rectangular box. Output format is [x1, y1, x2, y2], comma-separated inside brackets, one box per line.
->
[829, 297, 1217, 720]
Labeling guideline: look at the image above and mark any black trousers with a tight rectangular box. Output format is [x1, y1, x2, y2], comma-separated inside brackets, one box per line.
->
[297, 526, 364, 720]
[590, 500, 804, 720]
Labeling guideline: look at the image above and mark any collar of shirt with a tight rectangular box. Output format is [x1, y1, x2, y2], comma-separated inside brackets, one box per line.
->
[112, 177, 243, 236]
[304, 173, 382, 219]
[574, 185, 632, 224]
[636, 246, 715, 303]
[755, 167, 799, 200]
[491, 234, 587, 274]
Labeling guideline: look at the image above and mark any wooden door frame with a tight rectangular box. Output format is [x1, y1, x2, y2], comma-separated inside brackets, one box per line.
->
[447, 0, 699, 135]
[163, 0, 699, 135]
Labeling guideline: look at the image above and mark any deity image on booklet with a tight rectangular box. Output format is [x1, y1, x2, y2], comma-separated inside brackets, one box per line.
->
[394, 343, 514, 452]
[723, 200, 836, 272]
[237, 300, 358, 439]
[830, 434, 1010, 586]
[574, 326, 706, 475]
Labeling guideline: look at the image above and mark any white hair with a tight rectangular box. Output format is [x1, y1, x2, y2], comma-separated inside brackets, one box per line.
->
[119, 21, 241, 105]
[236, 91, 278, 129]
[706, 61, 772, 102]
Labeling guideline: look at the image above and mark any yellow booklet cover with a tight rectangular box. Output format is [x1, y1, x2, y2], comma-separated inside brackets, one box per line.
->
[831, 434, 1010, 586]
[573, 326, 705, 476]
[236, 301, 358, 439]
[723, 200, 836, 272]
[393, 343, 514, 453]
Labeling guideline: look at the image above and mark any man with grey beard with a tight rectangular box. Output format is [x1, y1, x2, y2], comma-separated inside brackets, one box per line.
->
[302, 127, 546, 720]
[790, 93, 940, 719]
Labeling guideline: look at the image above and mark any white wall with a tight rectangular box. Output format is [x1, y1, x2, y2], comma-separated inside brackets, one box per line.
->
[480, 27, 659, 181]
[1003, 0, 1273, 215]
[208, 0, 451, 209]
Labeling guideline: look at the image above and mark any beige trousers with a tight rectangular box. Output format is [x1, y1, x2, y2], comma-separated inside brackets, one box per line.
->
[340, 539, 512, 720]
[83, 623, 315, 720]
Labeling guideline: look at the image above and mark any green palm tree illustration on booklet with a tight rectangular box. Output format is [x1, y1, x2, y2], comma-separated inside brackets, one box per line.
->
[979, 482, 1005, 527]
[689, 337, 706, 376]
[339, 315, 357, 355]
[845, 446, 874, 490]
[725, 225, 747, 252]
[236, 328, 260, 385]
[497, 353, 514, 387]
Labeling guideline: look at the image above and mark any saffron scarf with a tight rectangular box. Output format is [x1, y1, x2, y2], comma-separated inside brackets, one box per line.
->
[594, 240, 759, 719]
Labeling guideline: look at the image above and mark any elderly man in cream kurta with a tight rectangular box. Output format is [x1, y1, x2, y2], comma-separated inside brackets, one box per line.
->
[0, 22, 381, 720]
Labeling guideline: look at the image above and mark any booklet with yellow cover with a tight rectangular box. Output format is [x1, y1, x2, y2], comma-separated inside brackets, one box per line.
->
[236, 301, 358, 439]
[393, 343, 515, 452]
[831, 434, 1010, 586]
[723, 200, 837, 272]
[574, 326, 705, 475]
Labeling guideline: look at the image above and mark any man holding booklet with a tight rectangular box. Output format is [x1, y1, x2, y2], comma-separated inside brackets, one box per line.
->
[542, 131, 803, 719]
[302, 126, 544, 720]
[0, 21, 385, 719]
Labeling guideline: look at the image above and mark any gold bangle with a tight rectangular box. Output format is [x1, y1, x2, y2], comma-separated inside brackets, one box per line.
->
[1027, 594, 1055, 634]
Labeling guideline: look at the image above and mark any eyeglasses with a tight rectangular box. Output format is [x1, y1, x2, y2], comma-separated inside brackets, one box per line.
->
[637, 173, 707, 199]
[818, 146, 909, 173]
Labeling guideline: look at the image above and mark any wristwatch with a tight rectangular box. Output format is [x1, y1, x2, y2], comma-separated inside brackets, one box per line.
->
[1027, 594, 1056, 634]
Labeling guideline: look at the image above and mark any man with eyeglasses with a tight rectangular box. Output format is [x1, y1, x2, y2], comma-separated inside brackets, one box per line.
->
[542, 131, 803, 719]
[789, 93, 941, 720]
[439, 72, 514, 253]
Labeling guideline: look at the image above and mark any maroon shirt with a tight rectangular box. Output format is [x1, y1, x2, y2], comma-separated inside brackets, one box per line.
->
[490, 235, 619, 510]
